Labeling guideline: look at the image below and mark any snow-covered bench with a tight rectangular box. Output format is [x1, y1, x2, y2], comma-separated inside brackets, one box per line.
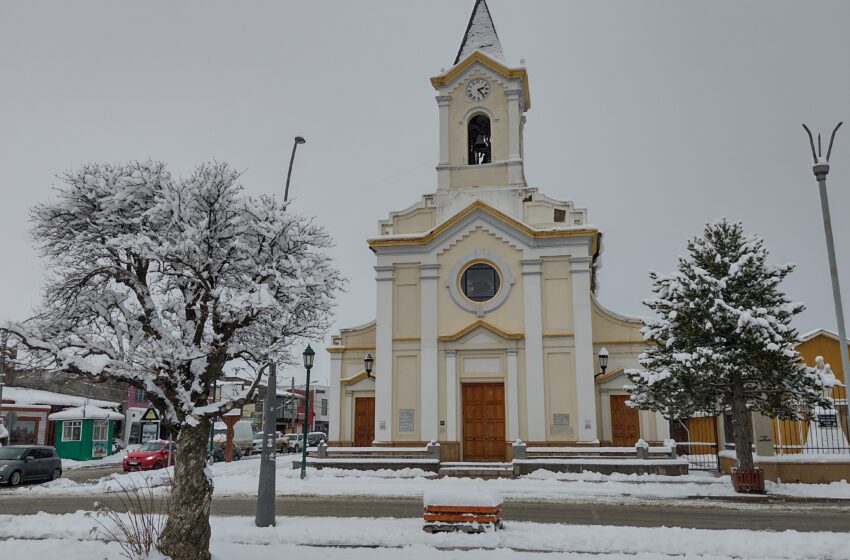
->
[423, 488, 503, 533]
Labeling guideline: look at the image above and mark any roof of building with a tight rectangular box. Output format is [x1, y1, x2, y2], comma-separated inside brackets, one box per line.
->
[1, 386, 119, 410]
[799, 328, 850, 344]
[48, 404, 124, 421]
[454, 0, 505, 65]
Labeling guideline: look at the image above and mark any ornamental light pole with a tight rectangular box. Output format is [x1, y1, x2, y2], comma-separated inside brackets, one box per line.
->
[256, 135, 307, 528]
[299, 344, 315, 480]
[802, 123, 850, 396]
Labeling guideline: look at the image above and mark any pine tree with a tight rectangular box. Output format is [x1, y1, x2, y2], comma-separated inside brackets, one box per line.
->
[626, 219, 836, 472]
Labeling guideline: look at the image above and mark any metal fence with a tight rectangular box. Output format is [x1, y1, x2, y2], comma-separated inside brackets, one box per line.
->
[670, 415, 719, 470]
[773, 385, 849, 455]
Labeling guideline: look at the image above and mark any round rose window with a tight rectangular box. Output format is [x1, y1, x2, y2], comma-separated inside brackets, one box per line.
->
[460, 262, 501, 302]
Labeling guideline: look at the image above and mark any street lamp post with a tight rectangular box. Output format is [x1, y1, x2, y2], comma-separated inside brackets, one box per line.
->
[0, 331, 9, 411]
[256, 135, 307, 527]
[802, 123, 850, 395]
[300, 344, 315, 480]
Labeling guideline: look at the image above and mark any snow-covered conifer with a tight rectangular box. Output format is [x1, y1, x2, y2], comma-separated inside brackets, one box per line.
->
[626, 219, 836, 472]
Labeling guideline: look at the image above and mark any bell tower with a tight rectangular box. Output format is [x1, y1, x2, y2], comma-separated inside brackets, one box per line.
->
[431, 0, 530, 191]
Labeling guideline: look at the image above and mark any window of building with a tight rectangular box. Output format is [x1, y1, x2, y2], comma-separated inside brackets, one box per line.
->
[128, 422, 141, 445]
[321, 399, 328, 416]
[468, 115, 491, 165]
[134, 388, 145, 403]
[62, 420, 82, 442]
[92, 420, 109, 442]
[460, 262, 501, 302]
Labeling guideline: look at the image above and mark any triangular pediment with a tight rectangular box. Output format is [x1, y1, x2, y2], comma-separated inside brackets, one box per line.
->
[438, 319, 523, 342]
[431, 52, 530, 111]
[369, 200, 597, 254]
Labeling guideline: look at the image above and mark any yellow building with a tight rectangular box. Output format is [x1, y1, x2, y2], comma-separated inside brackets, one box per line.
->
[772, 329, 849, 454]
[327, 0, 668, 461]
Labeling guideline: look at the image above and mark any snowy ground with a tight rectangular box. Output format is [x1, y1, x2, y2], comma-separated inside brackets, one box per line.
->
[0, 511, 847, 560]
[7, 455, 850, 503]
[61, 450, 128, 470]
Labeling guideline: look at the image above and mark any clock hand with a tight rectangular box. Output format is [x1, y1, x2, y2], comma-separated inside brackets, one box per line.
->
[478, 87, 486, 96]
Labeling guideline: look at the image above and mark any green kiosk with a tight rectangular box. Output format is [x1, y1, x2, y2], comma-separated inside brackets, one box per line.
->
[49, 405, 124, 461]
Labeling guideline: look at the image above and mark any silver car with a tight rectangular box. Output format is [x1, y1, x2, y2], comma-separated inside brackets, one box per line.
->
[0, 445, 63, 486]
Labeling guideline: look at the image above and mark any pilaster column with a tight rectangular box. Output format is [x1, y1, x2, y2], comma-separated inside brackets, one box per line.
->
[445, 350, 457, 441]
[655, 413, 671, 442]
[420, 264, 440, 442]
[506, 90, 522, 161]
[374, 264, 395, 442]
[506, 89, 524, 186]
[521, 258, 546, 440]
[436, 94, 451, 189]
[506, 348, 520, 441]
[571, 255, 598, 442]
[328, 352, 343, 442]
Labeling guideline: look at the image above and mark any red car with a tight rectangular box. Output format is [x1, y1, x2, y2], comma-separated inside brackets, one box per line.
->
[122, 440, 175, 472]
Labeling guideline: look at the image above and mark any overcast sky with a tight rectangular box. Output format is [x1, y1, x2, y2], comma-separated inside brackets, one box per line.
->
[2, 1, 849, 385]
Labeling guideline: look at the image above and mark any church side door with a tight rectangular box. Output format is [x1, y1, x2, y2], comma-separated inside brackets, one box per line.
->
[354, 397, 375, 447]
[610, 395, 640, 447]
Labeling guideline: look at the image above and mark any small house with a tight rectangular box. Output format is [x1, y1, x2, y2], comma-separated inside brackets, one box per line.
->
[49, 405, 124, 461]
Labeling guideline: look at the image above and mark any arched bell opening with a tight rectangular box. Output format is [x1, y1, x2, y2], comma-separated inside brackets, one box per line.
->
[468, 114, 492, 165]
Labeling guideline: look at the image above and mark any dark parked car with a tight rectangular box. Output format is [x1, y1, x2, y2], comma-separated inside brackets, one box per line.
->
[0, 445, 62, 486]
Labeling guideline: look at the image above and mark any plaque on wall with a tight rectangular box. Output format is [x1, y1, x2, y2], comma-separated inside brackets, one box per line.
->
[553, 414, 570, 426]
[399, 409, 415, 432]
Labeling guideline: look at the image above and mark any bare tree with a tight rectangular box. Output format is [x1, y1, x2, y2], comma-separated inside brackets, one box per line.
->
[4, 161, 343, 559]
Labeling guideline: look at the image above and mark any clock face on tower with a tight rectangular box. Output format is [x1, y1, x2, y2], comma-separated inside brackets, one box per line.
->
[465, 78, 490, 101]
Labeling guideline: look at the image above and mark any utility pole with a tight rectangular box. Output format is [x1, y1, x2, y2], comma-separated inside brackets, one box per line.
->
[0, 330, 8, 415]
[803, 122, 850, 393]
[256, 135, 306, 528]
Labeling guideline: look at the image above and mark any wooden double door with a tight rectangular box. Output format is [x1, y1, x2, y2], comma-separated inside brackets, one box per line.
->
[462, 383, 506, 462]
[354, 397, 375, 447]
[610, 394, 640, 447]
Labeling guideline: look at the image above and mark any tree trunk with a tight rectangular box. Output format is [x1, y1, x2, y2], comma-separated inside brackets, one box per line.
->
[730, 376, 755, 471]
[158, 419, 213, 560]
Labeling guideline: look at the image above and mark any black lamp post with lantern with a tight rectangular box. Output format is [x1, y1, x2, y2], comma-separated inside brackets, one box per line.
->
[299, 344, 315, 480]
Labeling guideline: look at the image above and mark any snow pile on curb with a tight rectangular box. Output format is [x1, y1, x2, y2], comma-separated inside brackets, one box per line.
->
[0, 512, 848, 560]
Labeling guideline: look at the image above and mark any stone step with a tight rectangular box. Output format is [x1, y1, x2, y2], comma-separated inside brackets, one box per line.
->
[438, 463, 515, 479]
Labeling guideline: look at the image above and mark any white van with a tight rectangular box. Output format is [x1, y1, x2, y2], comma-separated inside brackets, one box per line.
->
[212, 420, 254, 455]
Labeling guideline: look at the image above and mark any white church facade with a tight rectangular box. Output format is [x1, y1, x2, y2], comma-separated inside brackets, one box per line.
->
[327, 0, 669, 461]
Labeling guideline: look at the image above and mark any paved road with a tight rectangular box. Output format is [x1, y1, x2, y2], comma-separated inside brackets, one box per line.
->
[0, 494, 847, 531]
[62, 465, 125, 483]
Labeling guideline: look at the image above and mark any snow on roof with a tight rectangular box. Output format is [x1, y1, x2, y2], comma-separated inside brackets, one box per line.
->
[799, 328, 850, 344]
[2, 386, 119, 410]
[49, 404, 123, 421]
[454, 0, 505, 65]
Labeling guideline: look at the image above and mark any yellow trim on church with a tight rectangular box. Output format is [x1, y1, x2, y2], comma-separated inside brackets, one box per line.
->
[437, 319, 523, 341]
[368, 199, 598, 252]
[341, 371, 371, 385]
[594, 367, 627, 383]
[430, 51, 531, 110]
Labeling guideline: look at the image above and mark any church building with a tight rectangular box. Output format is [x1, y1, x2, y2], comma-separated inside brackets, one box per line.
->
[327, 0, 669, 461]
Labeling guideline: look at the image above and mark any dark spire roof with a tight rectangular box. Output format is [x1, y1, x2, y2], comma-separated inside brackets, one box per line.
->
[454, 0, 505, 65]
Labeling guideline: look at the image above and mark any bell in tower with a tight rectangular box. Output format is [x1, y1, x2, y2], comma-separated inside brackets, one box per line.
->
[468, 115, 491, 165]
